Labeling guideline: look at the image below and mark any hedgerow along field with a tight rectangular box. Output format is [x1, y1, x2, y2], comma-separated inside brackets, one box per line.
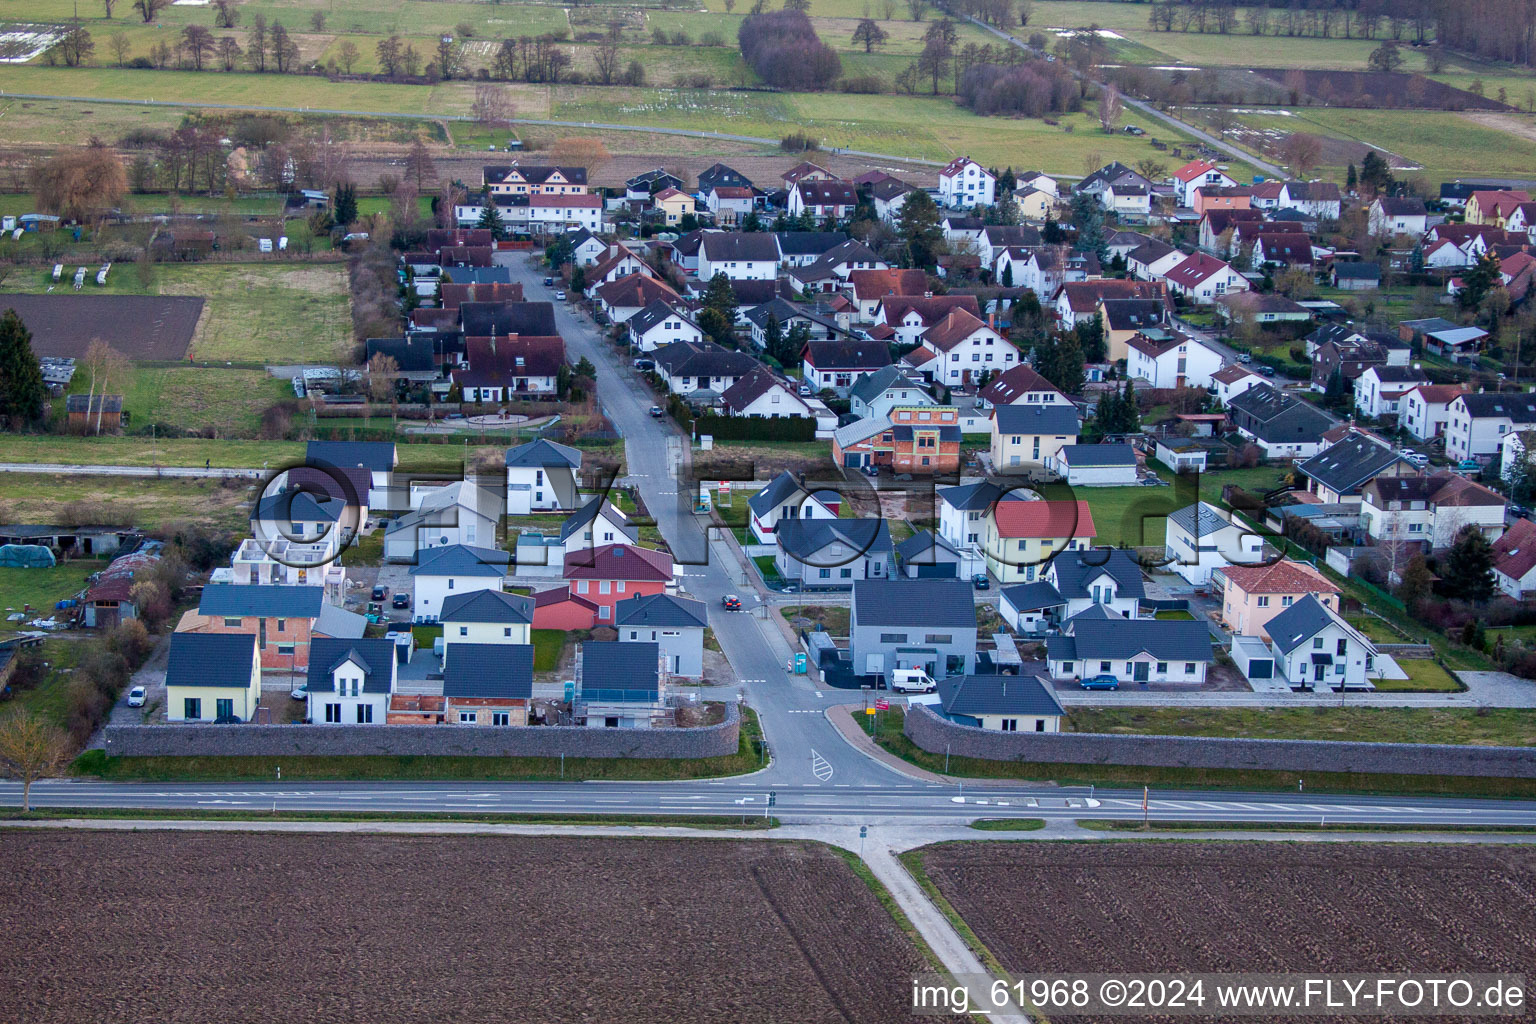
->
[912, 839, 1536, 1023]
[1, 830, 932, 1024]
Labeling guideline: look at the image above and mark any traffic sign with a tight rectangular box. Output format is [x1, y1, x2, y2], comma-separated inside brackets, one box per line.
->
[864, 707, 877, 715]
[875, 699, 889, 710]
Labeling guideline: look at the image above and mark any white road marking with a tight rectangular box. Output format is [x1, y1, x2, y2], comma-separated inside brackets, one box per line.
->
[810, 748, 834, 781]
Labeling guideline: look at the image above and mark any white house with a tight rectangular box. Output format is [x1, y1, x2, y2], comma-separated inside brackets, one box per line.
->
[1400, 384, 1466, 441]
[1211, 364, 1266, 407]
[627, 300, 703, 353]
[938, 157, 996, 209]
[719, 366, 815, 420]
[1361, 472, 1507, 551]
[1045, 615, 1213, 685]
[905, 309, 1018, 387]
[306, 637, 397, 726]
[705, 186, 755, 226]
[850, 365, 934, 420]
[1044, 548, 1145, 620]
[383, 478, 502, 563]
[1279, 181, 1342, 220]
[1368, 196, 1429, 237]
[1127, 239, 1185, 282]
[1046, 444, 1138, 486]
[505, 438, 582, 515]
[408, 544, 510, 623]
[936, 479, 999, 579]
[1493, 517, 1536, 598]
[1500, 428, 1536, 485]
[1125, 329, 1223, 390]
[1162, 253, 1248, 304]
[615, 592, 708, 677]
[1163, 502, 1265, 586]
[1173, 160, 1237, 207]
[305, 440, 398, 512]
[696, 231, 779, 281]
[1445, 391, 1536, 462]
[1264, 594, 1376, 691]
[1352, 365, 1429, 422]
[747, 471, 839, 545]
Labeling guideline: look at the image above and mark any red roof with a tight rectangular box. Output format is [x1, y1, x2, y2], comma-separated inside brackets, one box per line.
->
[1218, 559, 1337, 596]
[711, 186, 754, 199]
[992, 499, 1096, 539]
[563, 543, 674, 582]
[1165, 252, 1236, 288]
[534, 587, 600, 611]
[1407, 383, 1467, 404]
[1494, 517, 1536, 583]
[1174, 159, 1219, 183]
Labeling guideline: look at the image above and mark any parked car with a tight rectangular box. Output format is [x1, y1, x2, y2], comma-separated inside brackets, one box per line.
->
[392, 593, 410, 608]
[1399, 449, 1429, 467]
[1511, 505, 1531, 520]
[555, 290, 567, 300]
[1456, 459, 1481, 473]
[1239, 352, 1253, 363]
[371, 584, 388, 600]
[1256, 365, 1275, 376]
[543, 276, 554, 286]
[649, 405, 664, 417]
[971, 573, 990, 590]
[290, 684, 308, 701]
[722, 594, 742, 611]
[798, 383, 813, 396]
[126, 685, 146, 707]
[1080, 674, 1120, 691]
[634, 358, 654, 371]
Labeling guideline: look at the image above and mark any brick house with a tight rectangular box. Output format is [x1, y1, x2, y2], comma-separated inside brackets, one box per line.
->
[176, 583, 366, 671]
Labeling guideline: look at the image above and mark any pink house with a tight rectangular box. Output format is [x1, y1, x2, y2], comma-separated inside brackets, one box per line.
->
[562, 544, 675, 624]
[1215, 560, 1339, 640]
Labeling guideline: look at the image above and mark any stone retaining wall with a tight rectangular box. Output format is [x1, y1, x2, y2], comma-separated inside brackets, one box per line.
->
[904, 705, 1536, 778]
[102, 704, 740, 759]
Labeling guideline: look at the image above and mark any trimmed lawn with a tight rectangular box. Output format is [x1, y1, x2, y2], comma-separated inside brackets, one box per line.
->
[1035, 481, 1177, 549]
[1064, 707, 1533, 746]
[0, 560, 109, 629]
[112, 366, 292, 437]
[1346, 615, 1405, 644]
[531, 629, 565, 674]
[1154, 610, 1195, 620]
[0, 436, 544, 473]
[752, 554, 782, 584]
[1373, 660, 1465, 694]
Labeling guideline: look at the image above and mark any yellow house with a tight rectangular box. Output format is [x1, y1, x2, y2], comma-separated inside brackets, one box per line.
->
[652, 187, 694, 227]
[1214, 559, 1339, 640]
[1465, 189, 1529, 227]
[440, 590, 535, 664]
[990, 404, 1080, 476]
[1014, 187, 1058, 222]
[1099, 295, 1171, 363]
[164, 631, 261, 723]
[983, 499, 1096, 584]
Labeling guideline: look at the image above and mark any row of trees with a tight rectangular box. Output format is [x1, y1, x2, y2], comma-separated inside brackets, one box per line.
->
[1147, 0, 1435, 41]
[957, 58, 1082, 114]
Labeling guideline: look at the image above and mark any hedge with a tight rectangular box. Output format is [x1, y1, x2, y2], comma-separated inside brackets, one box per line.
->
[692, 415, 817, 442]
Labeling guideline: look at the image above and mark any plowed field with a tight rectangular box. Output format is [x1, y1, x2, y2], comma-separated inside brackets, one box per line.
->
[917, 841, 1536, 1024]
[0, 830, 928, 1024]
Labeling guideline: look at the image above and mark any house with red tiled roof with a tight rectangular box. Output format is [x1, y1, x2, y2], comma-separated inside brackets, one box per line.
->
[849, 268, 930, 321]
[1467, 189, 1531, 228]
[876, 294, 983, 345]
[1213, 559, 1339, 640]
[452, 336, 565, 400]
[982, 498, 1096, 584]
[1051, 279, 1163, 327]
[594, 273, 681, 323]
[1173, 159, 1237, 206]
[938, 156, 996, 208]
[1493, 517, 1536, 598]
[1399, 383, 1469, 440]
[1198, 208, 1266, 253]
[562, 543, 675, 624]
[1162, 252, 1248, 304]
[900, 308, 1017, 386]
[705, 185, 755, 227]
[976, 364, 1070, 410]
[531, 586, 601, 631]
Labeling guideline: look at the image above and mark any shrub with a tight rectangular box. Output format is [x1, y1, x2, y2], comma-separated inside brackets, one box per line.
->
[840, 74, 885, 94]
[738, 9, 841, 91]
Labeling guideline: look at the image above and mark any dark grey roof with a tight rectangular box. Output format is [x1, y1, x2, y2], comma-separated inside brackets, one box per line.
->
[700, 231, 780, 263]
[804, 338, 892, 371]
[937, 480, 1003, 511]
[774, 231, 848, 257]
[1099, 298, 1167, 332]
[1365, 365, 1429, 383]
[1296, 433, 1410, 495]
[1047, 548, 1145, 601]
[628, 299, 697, 337]
[306, 637, 396, 694]
[581, 641, 660, 698]
[256, 490, 345, 525]
[698, 162, 753, 192]
[198, 584, 323, 620]
[852, 578, 975, 628]
[1265, 593, 1344, 655]
[165, 632, 257, 689]
[1064, 603, 1119, 623]
[1456, 392, 1536, 421]
[459, 301, 557, 338]
[1057, 443, 1135, 467]
[440, 589, 534, 624]
[653, 340, 761, 379]
[1332, 261, 1381, 280]
[1227, 384, 1333, 441]
[892, 423, 962, 443]
[442, 642, 534, 700]
[1000, 581, 1064, 612]
[366, 335, 435, 372]
[409, 544, 511, 577]
[1128, 238, 1178, 265]
[504, 437, 582, 469]
[1374, 196, 1427, 216]
[615, 592, 708, 628]
[306, 440, 396, 474]
[1167, 502, 1231, 538]
[850, 364, 929, 405]
[748, 471, 809, 518]
[1048, 617, 1212, 661]
[777, 517, 893, 562]
[994, 403, 1081, 435]
[937, 674, 1064, 718]
[895, 529, 961, 563]
[559, 497, 635, 544]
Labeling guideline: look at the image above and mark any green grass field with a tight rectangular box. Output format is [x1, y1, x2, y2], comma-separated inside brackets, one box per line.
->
[1066, 706, 1532, 746]
[0, 473, 254, 532]
[0, 561, 110, 630]
[1371, 659, 1464, 693]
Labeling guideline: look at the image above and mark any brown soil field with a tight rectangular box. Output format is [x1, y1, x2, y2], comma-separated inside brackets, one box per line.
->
[1250, 68, 1510, 111]
[0, 830, 928, 1024]
[917, 841, 1536, 1024]
[0, 293, 203, 360]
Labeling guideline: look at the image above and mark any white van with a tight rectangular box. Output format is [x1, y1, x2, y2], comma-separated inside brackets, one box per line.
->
[889, 669, 936, 693]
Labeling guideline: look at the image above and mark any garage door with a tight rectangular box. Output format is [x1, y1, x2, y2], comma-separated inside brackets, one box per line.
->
[1248, 658, 1273, 679]
[914, 563, 957, 578]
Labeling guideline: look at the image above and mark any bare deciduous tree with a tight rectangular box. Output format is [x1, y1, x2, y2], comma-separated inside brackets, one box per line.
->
[32, 148, 127, 221]
[405, 139, 437, 193]
[337, 39, 359, 74]
[0, 710, 70, 814]
[1280, 131, 1323, 179]
[131, 0, 169, 23]
[367, 353, 399, 403]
